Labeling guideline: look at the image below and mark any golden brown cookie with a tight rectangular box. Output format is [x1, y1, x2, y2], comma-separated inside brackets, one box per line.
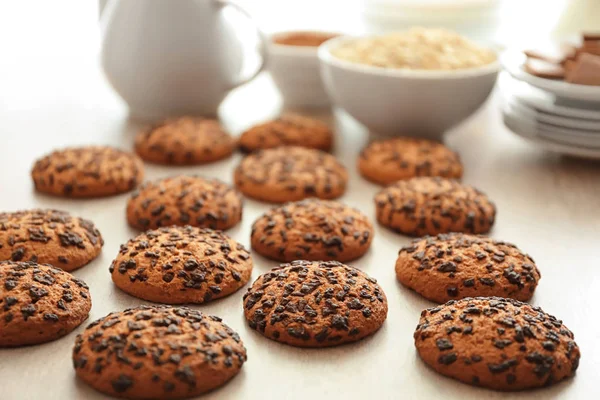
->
[234, 146, 347, 203]
[358, 137, 463, 185]
[396, 234, 541, 303]
[0, 261, 91, 347]
[375, 177, 496, 236]
[243, 260, 387, 347]
[238, 114, 333, 153]
[110, 226, 252, 304]
[0, 209, 103, 272]
[73, 305, 246, 399]
[126, 175, 243, 231]
[135, 117, 235, 165]
[251, 199, 373, 262]
[31, 146, 144, 198]
[414, 297, 580, 391]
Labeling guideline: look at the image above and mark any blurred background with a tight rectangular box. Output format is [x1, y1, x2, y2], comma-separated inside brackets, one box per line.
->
[236, 0, 577, 44]
[229, 0, 587, 44]
[0, 0, 587, 112]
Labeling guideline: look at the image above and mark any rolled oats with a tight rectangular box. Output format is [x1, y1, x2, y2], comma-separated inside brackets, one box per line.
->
[331, 28, 496, 70]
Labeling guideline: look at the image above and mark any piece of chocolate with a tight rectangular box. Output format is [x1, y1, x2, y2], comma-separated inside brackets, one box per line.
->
[564, 59, 576, 74]
[565, 53, 600, 85]
[583, 32, 600, 42]
[577, 46, 600, 58]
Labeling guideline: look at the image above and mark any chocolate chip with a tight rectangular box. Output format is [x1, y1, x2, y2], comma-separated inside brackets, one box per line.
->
[488, 359, 518, 374]
[438, 353, 457, 365]
[162, 272, 174, 283]
[111, 374, 133, 393]
[436, 338, 453, 350]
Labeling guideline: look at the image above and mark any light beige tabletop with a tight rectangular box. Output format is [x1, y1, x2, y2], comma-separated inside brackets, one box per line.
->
[1, 2, 599, 400]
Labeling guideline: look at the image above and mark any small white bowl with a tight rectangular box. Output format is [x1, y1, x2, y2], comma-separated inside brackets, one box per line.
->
[267, 31, 339, 108]
[318, 35, 500, 139]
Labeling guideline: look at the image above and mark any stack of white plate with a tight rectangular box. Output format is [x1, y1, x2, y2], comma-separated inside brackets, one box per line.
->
[500, 50, 600, 160]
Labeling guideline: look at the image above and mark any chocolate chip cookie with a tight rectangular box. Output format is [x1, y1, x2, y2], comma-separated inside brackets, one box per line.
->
[414, 297, 580, 390]
[0, 209, 103, 271]
[73, 305, 246, 399]
[126, 175, 243, 231]
[243, 260, 387, 347]
[110, 226, 252, 304]
[251, 199, 373, 262]
[396, 234, 541, 303]
[358, 137, 463, 185]
[31, 146, 144, 197]
[0, 261, 91, 347]
[234, 146, 347, 203]
[135, 117, 235, 165]
[375, 177, 496, 236]
[238, 114, 333, 153]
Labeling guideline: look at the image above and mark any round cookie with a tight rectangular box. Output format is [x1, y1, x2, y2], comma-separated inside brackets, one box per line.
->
[110, 226, 253, 304]
[0, 209, 104, 271]
[234, 146, 348, 203]
[73, 305, 246, 399]
[414, 297, 580, 391]
[0, 261, 91, 347]
[238, 114, 333, 153]
[126, 175, 243, 231]
[395, 234, 541, 303]
[251, 199, 373, 262]
[31, 146, 144, 198]
[243, 260, 387, 347]
[375, 177, 496, 236]
[135, 117, 235, 165]
[358, 137, 463, 185]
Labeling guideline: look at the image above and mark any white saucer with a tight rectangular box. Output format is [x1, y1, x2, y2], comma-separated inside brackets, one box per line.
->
[498, 73, 600, 121]
[505, 97, 600, 131]
[501, 50, 600, 102]
[502, 102, 600, 160]
[505, 102, 600, 147]
[502, 112, 600, 160]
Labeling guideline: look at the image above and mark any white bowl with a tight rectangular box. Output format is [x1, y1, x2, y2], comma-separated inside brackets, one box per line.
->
[318, 35, 500, 139]
[267, 32, 339, 108]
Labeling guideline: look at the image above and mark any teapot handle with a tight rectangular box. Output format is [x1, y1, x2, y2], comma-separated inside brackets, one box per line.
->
[214, 0, 267, 89]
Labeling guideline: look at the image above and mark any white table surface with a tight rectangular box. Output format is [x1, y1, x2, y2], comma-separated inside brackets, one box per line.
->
[1, 1, 600, 400]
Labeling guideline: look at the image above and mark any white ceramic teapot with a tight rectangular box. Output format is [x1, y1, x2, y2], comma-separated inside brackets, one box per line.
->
[100, 0, 266, 120]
